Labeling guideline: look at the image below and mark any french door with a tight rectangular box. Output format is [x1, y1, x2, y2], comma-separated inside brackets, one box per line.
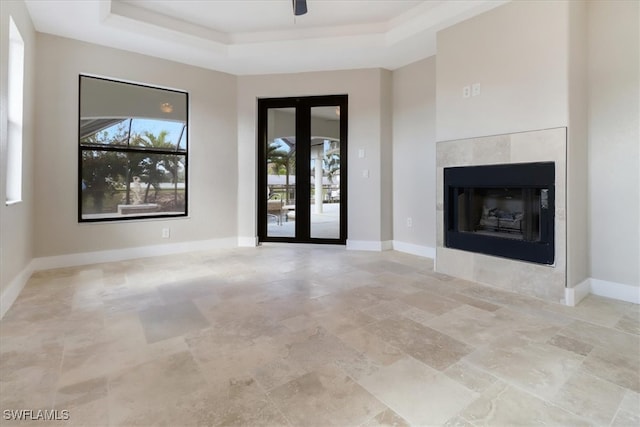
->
[257, 95, 348, 244]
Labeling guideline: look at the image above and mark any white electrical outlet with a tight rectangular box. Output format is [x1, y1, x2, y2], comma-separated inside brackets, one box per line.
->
[472, 83, 481, 96]
[406, 217, 413, 227]
[358, 148, 366, 159]
[463, 86, 471, 98]
[162, 228, 170, 238]
[362, 169, 369, 178]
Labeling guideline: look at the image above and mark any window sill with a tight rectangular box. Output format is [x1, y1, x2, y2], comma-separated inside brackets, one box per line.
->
[5, 199, 22, 206]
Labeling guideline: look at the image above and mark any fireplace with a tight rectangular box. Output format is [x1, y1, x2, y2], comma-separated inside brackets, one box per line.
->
[444, 162, 555, 265]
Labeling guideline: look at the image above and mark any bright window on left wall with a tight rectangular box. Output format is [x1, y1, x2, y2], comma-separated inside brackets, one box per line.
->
[78, 75, 188, 222]
[6, 17, 25, 205]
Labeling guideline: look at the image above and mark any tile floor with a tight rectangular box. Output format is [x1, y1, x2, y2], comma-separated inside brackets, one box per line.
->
[1, 245, 639, 426]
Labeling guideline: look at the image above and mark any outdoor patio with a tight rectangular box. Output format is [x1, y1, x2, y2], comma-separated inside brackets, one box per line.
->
[268, 202, 340, 239]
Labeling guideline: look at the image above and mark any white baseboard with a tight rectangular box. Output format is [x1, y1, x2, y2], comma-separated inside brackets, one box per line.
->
[346, 240, 392, 251]
[590, 278, 640, 304]
[392, 241, 436, 259]
[565, 278, 640, 306]
[1, 260, 35, 319]
[31, 237, 237, 271]
[381, 240, 393, 251]
[238, 236, 258, 247]
[564, 279, 591, 306]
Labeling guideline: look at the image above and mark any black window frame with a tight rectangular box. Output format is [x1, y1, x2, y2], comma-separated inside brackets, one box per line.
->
[78, 75, 189, 223]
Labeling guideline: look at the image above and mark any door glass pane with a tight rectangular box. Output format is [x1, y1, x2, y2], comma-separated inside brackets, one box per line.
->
[267, 108, 296, 237]
[310, 106, 340, 239]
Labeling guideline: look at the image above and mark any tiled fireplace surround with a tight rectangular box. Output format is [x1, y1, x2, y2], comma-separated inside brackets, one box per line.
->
[436, 128, 567, 303]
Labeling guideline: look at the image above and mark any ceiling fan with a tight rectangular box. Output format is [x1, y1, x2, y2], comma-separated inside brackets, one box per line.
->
[293, 0, 308, 16]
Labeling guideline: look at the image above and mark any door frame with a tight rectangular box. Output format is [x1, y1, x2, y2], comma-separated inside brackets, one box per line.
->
[257, 95, 348, 244]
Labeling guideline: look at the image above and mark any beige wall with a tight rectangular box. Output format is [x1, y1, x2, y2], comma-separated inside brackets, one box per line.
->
[380, 69, 393, 242]
[435, 0, 569, 142]
[0, 0, 36, 296]
[33, 34, 238, 257]
[237, 69, 391, 245]
[392, 56, 436, 249]
[567, 0, 589, 288]
[588, 0, 640, 287]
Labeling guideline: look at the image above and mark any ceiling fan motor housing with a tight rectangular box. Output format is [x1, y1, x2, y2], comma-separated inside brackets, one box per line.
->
[293, 0, 308, 16]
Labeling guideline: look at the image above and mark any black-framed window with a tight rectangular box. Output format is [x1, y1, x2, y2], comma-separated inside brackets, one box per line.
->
[78, 75, 188, 222]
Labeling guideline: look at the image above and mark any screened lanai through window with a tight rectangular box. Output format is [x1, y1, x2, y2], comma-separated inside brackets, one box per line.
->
[78, 75, 188, 222]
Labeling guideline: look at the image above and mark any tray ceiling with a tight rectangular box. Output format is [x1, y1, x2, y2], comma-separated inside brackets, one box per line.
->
[24, 0, 507, 75]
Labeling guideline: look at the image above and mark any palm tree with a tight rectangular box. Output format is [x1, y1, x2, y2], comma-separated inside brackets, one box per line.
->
[81, 150, 127, 212]
[267, 141, 287, 175]
[163, 155, 185, 208]
[267, 140, 296, 204]
[324, 152, 340, 184]
[80, 126, 128, 212]
[130, 131, 174, 203]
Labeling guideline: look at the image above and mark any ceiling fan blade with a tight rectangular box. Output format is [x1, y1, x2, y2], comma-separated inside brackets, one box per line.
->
[293, 0, 308, 16]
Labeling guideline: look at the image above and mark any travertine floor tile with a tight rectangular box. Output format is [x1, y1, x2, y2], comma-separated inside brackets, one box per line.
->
[0, 245, 637, 426]
[360, 299, 414, 320]
[364, 316, 472, 371]
[362, 408, 410, 427]
[611, 410, 640, 427]
[156, 275, 222, 303]
[460, 285, 548, 311]
[552, 369, 626, 425]
[337, 328, 404, 367]
[463, 335, 584, 400]
[138, 300, 210, 344]
[358, 357, 477, 426]
[54, 376, 108, 410]
[279, 326, 361, 371]
[443, 360, 498, 393]
[424, 304, 506, 346]
[268, 363, 385, 426]
[442, 415, 475, 427]
[612, 391, 640, 427]
[460, 381, 592, 426]
[252, 357, 309, 391]
[615, 313, 640, 335]
[187, 375, 291, 427]
[558, 319, 640, 359]
[582, 346, 640, 393]
[400, 306, 438, 326]
[400, 290, 462, 315]
[544, 295, 635, 328]
[108, 351, 208, 426]
[546, 334, 594, 356]
[618, 390, 640, 416]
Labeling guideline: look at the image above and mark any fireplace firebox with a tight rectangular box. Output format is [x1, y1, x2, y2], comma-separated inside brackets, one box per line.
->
[444, 162, 555, 265]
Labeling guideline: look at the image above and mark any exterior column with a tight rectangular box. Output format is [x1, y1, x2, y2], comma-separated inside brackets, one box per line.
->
[313, 145, 323, 214]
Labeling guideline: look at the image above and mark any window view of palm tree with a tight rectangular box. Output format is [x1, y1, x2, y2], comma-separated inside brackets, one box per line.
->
[79, 76, 188, 221]
[267, 138, 296, 204]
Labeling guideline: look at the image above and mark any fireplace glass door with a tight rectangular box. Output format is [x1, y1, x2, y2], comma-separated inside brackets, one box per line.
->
[444, 162, 555, 265]
[456, 187, 547, 242]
